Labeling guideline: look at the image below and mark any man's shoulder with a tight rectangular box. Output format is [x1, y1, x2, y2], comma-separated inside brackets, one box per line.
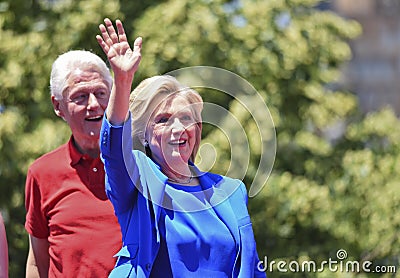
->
[29, 142, 70, 172]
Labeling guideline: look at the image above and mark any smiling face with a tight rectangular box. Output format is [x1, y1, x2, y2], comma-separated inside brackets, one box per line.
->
[146, 94, 200, 174]
[52, 68, 110, 155]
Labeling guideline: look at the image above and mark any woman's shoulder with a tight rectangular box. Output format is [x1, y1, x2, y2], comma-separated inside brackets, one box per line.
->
[206, 173, 248, 201]
[131, 149, 165, 175]
[214, 174, 245, 189]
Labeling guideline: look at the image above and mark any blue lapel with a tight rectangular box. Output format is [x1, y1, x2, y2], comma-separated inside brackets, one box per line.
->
[136, 154, 167, 242]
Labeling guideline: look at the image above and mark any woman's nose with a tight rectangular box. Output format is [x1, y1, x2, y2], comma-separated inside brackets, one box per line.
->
[170, 118, 185, 132]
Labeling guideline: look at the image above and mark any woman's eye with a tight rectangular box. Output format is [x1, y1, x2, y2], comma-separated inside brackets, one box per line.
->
[156, 117, 169, 124]
[182, 115, 192, 121]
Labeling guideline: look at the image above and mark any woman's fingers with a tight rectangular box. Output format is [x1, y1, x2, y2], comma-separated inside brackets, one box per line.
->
[98, 18, 128, 47]
[96, 18, 141, 62]
[133, 37, 143, 54]
[104, 18, 119, 44]
[115, 20, 128, 43]
[96, 34, 110, 55]
[98, 23, 113, 46]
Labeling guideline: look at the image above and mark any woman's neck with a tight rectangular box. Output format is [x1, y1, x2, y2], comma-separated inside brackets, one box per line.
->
[163, 164, 197, 185]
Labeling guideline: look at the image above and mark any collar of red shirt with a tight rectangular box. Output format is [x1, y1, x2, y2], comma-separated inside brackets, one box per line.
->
[67, 136, 97, 166]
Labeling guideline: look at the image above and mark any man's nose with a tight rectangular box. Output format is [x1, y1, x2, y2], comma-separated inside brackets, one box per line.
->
[87, 93, 100, 109]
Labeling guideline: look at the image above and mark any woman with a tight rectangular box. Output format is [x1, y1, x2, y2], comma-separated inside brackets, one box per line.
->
[97, 18, 266, 277]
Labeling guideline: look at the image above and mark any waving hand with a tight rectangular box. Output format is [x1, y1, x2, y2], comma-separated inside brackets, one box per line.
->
[96, 18, 142, 79]
[96, 18, 142, 125]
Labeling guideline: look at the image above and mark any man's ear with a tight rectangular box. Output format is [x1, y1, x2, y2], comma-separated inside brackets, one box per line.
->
[51, 96, 66, 121]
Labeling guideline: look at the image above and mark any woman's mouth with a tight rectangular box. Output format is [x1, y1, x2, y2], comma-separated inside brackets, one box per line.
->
[169, 139, 187, 146]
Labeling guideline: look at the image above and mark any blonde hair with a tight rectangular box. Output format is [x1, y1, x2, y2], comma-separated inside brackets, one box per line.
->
[129, 75, 203, 162]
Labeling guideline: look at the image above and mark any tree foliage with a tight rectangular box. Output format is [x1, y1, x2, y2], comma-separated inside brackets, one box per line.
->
[1, 0, 399, 277]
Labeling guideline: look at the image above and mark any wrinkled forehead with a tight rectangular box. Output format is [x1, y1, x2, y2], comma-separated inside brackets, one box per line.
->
[63, 68, 108, 95]
[68, 67, 104, 84]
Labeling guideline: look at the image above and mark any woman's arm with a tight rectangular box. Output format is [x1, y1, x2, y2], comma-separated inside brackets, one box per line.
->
[100, 115, 142, 213]
[96, 18, 142, 125]
[97, 18, 142, 213]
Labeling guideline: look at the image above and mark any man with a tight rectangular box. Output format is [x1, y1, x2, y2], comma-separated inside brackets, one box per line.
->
[0, 213, 8, 278]
[25, 50, 121, 277]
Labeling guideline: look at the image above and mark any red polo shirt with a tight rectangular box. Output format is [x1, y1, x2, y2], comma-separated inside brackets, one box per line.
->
[25, 137, 121, 277]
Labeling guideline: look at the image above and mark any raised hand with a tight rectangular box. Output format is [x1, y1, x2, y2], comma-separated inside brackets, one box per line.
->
[96, 18, 142, 79]
[97, 18, 142, 125]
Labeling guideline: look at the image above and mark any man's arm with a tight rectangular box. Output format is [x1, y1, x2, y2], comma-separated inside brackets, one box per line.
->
[0, 214, 8, 278]
[26, 235, 49, 278]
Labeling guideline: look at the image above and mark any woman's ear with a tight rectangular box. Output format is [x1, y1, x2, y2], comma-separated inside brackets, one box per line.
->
[51, 96, 66, 121]
[144, 140, 152, 157]
[195, 121, 202, 139]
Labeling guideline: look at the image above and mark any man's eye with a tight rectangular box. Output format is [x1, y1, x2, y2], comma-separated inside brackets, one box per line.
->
[95, 91, 108, 99]
[71, 94, 88, 103]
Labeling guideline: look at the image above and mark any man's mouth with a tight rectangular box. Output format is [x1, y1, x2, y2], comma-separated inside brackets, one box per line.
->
[86, 115, 103, 122]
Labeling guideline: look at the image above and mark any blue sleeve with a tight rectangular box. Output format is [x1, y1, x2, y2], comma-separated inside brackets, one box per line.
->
[100, 113, 140, 214]
[237, 182, 267, 278]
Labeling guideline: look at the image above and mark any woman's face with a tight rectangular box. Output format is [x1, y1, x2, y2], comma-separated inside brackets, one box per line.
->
[146, 95, 199, 172]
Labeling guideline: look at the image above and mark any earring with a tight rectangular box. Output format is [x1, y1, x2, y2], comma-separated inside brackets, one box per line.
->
[144, 140, 151, 157]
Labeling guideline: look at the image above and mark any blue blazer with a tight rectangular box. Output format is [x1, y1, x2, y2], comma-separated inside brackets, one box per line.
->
[100, 116, 266, 277]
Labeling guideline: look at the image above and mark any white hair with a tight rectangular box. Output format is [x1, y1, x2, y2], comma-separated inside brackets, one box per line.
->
[50, 50, 112, 100]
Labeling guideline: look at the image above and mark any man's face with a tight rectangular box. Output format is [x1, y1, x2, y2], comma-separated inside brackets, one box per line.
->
[52, 68, 110, 151]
